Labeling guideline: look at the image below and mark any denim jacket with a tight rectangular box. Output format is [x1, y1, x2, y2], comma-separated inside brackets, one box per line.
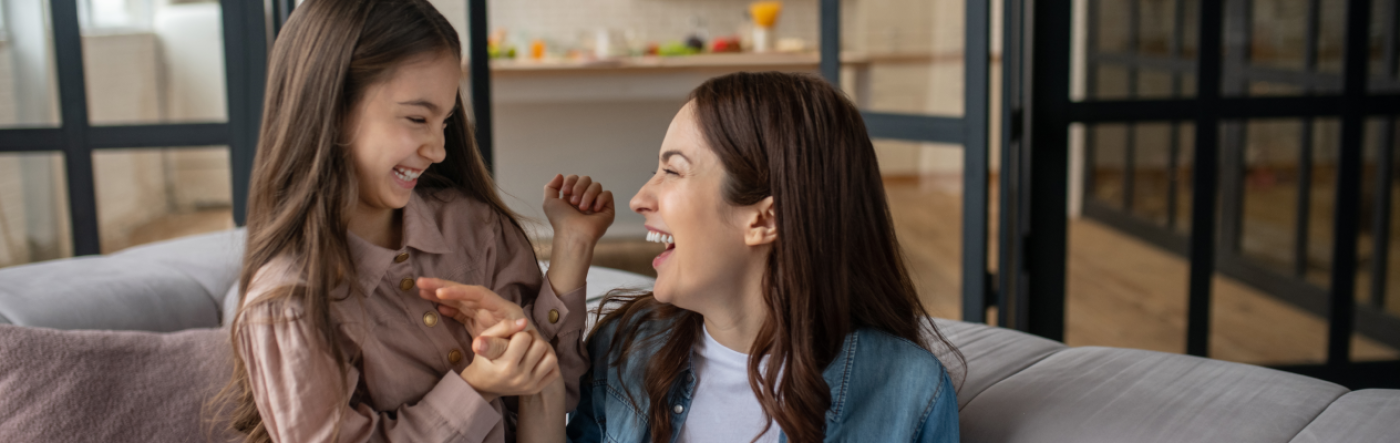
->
[565, 315, 959, 443]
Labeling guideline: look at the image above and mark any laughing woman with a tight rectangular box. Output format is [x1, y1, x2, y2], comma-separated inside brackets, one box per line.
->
[519, 71, 964, 443]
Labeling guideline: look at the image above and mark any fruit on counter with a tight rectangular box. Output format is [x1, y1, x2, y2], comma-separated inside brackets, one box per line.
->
[487, 43, 518, 59]
[645, 42, 660, 56]
[658, 41, 700, 56]
[486, 28, 517, 59]
[711, 36, 742, 53]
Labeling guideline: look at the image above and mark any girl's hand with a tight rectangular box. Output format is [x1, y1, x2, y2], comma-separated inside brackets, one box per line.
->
[543, 174, 615, 244]
[460, 319, 561, 403]
[417, 278, 531, 339]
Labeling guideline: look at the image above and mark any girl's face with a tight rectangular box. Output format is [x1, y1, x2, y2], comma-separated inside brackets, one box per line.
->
[345, 52, 458, 214]
[630, 103, 774, 310]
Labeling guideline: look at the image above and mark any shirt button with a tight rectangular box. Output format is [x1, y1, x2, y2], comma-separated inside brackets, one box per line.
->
[448, 349, 463, 364]
[548, 309, 560, 324]
[399, 277, 415, 291]
[673, 404, 684, 414]
[422, 311, 439, 327]
[394, 252, 410, 263]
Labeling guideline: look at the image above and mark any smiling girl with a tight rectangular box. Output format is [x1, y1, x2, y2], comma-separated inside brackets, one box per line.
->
[221, 1, 612, 442]
[547, 72, 964, 443]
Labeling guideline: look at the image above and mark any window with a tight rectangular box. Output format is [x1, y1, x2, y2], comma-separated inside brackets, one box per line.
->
[79, 0, 152, 32]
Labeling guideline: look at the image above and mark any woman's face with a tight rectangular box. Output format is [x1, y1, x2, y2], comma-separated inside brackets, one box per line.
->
[345, 52, 458, 214]
[630, 102, 771, 310]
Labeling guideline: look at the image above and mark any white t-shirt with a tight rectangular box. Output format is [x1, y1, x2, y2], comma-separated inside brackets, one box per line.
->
[676, 326, 781, 443]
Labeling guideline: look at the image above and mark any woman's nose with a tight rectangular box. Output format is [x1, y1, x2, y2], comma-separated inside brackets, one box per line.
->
[629, 180, 655, 214]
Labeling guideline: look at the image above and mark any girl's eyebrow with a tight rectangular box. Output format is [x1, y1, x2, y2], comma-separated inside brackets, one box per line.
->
[397, 100, 447, 114]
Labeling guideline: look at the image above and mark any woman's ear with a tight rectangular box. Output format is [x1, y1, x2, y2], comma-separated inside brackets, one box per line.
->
[744, 196, 777, 246]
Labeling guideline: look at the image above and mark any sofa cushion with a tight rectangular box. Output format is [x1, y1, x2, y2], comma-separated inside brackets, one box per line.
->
[0, 325, 236, 442]
[959, 346, 1350, 443]
[0, 229, 243, 331]
[1288, 389, 1400, 443]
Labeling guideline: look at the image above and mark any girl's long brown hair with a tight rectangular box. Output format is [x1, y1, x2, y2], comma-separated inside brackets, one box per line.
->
[212, 1, 523, 441]
[593, 72, 964, 443]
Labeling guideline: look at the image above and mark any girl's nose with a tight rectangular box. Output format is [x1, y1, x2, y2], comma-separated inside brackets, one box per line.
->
[422, 131, 446, 164]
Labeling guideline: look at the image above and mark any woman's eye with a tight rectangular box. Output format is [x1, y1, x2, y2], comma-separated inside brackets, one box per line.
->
[663, 168, 679, 176]
[408, 117, 427, 124]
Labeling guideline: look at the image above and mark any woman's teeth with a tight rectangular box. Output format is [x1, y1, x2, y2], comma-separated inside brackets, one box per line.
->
[646, 231, 673, 245]
[394, 167, 422, 181]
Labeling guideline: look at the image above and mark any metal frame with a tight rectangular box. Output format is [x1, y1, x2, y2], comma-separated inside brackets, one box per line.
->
[999, 0, 1032, 332]
[0, 0, 266, 256]
[467, 0, 493, 172]
[1026, 0, 1400, 386]
[846, 0, 992, 323]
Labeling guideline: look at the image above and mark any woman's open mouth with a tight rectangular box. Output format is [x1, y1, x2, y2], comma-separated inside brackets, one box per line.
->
[646, 229, 676, 269]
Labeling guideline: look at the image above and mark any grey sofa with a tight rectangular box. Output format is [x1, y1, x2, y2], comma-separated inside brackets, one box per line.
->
[0, 230, 1395, 442]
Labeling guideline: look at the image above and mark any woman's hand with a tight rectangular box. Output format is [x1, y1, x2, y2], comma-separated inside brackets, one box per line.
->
[460, 319, 561, 403]
[517, 368, 568, 443]
[543, 174, 615, 244]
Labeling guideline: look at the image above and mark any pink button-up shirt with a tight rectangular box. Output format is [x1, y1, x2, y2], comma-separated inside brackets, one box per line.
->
[235, 190, 587, 442]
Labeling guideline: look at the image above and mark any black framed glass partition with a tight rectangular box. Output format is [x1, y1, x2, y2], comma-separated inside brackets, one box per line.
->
[1016, 0, 1400, 387]
[0, 0, 266, 262]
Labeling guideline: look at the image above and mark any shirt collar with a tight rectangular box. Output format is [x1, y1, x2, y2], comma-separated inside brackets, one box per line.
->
[402, 191, 453, 255]
[344, 192, 454, 293]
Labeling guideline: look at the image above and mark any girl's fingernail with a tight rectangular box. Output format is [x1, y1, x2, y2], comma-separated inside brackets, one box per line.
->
[516, 318, 527, 327]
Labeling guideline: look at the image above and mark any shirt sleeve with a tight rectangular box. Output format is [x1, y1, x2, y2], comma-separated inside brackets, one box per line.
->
[235, 301, 506, 443]
[487, 212, 589, 413]
[916, 371, 961, 443]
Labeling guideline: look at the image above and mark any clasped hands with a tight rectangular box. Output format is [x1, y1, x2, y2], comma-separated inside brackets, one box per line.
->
[417, 277, 558, 403]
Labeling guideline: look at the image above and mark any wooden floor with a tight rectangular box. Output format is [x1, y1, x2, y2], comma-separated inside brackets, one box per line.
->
[562, 176, 1400, 366]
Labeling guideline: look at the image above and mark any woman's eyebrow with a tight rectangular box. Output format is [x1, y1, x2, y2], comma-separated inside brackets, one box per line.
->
[661, 151, 690, 163]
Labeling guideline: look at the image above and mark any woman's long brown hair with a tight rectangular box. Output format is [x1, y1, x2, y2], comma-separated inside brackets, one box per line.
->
[593, 72, 964, 443]
[211, 1, 523, 441]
